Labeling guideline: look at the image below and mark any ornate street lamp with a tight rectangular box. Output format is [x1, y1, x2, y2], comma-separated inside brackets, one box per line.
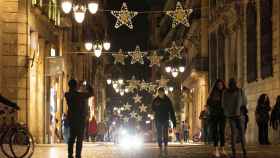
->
[165, 66, 171, 73]
[103, 41, 111, 51]
[61, 0, 99, 23]
[93, 42, 103, 58]
[73, 4, 86, 23]
[107, 79, 112, 85]
[84, 42, 93, 51]
[88, 0, 99, 14]
[179, 66, 185, 73]
[61, 0, 73, 14]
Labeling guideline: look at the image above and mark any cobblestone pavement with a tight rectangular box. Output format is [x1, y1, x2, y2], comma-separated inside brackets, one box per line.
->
[1, 142, 280, 158]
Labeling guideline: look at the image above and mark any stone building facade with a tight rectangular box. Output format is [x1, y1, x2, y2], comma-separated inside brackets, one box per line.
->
[154, 0, 280, 144]
[181, 0, 280, 144]
[0, 0, 72, 143]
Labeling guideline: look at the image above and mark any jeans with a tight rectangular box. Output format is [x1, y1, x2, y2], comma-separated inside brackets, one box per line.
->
[184, 131, 189, 142]
[68, 121, 85, 158]
[156, 121, 169, 147]
[202, 124, 209, 143]
[210, 117, 225, 147]
[257, 121, 270, 144]
[63, 127, 70, 143]
[229, 118, 246, 156]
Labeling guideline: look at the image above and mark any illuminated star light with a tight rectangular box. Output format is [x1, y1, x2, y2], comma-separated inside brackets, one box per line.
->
[139, 104, 147, 113]
[113, 49, 126, 65]
[166, 2, 193, 28]
[148, 51, 161, 67]
[111, 2, 138, 29]
[130, 45, 144, 64]
[133, 94, 142, 104]
[167, 41, 184, 60]
[130, 111, 138, 119]
[124, 102, 132, 111]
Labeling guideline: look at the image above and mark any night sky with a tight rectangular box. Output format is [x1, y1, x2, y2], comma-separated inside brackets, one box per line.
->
[104, 0, 167, 81]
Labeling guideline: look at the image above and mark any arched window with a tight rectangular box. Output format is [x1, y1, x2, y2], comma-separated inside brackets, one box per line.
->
[260, 0, 273, 78]
[246, 1, 257, 82]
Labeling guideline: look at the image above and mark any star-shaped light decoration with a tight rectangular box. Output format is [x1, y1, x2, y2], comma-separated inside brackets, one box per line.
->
[130, 111, 138, 119]
[133, 94, 142, 104]
[148, 84, 158, 93]
[140, 80, 150, 92]
[113, 49, 126, 65]
[123, 116, 129, 123]
[130, 45, 145, 64]
[166, 2, 193, 28]
[139, 104, 147, 113]
[111, 2, 138, 29]
[136, 115, 142, 122]
[127, 76, 140, 91]
[124, 102, 132, 111]
[166, 41, 184, 60]
[147, 51, 161, 67]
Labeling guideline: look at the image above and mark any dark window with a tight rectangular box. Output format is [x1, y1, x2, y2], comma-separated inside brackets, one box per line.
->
[260, 0, 273, 78]
[246, 1, 257, 82]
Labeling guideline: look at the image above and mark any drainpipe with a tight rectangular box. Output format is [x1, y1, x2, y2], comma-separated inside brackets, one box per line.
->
[25, 0, 29, 128]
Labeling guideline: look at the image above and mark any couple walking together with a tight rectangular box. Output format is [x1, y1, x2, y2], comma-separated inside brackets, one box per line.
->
[207, 78, 247, 158]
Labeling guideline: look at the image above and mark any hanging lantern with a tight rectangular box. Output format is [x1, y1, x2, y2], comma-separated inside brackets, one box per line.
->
[93, 42, 103, 58]
[84, 42, 93, 51]
[88, 0, 99, 14]
[171, 70, 179, 78]
[179, 66, 185, 73]
[61, 0, 73, 14]
[103, 41, 111, 51]
[73, 4, 86, 23]
[107, 79, 112, 85]
[165, 66, 171, 73]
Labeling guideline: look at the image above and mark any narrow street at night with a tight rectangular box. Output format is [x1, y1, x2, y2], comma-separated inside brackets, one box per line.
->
[1, 143, 279, 158]
[1, 0, 280, 158]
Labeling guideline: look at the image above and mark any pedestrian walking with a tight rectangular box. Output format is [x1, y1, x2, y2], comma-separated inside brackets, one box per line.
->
[270, 96, 280, 130]
[62, 113, 70, 143]
[222, 78, 247, 158]
[182, 121, 189, 143]
[65, 79, 93, 158]
[207, 79, 227, 157]
[152, 87, 176, 155]
[199, 105, 209, 144]
[255, 93, 271, 145]
[88, 116, 97, 142]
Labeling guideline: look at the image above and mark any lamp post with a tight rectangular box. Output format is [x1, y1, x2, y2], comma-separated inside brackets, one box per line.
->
[165, 66, 185, 78]
[61, 0, 99, 23]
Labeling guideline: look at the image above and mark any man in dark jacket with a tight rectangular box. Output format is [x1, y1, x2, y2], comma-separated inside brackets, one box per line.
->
[65, 79, 93, 158]
[152, 87, 176, 153]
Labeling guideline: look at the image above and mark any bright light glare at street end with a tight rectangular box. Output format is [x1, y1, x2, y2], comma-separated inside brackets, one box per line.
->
[119, 135, 143, 150]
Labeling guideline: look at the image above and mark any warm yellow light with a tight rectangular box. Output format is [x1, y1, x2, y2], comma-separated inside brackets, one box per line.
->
[73, 5, 86, 23]
[61, 0, 72, 14]
[88, 2, 99, 14]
